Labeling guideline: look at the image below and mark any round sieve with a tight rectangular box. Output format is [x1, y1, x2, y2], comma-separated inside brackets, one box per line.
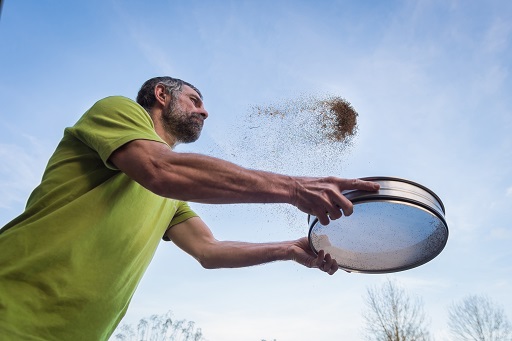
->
[308, 176, 448, 274]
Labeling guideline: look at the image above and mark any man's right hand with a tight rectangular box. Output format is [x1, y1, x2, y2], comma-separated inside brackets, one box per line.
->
[290, 177, 380, 225]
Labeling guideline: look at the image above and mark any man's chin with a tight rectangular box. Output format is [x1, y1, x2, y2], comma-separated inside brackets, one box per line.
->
[178, 132, 201, 144]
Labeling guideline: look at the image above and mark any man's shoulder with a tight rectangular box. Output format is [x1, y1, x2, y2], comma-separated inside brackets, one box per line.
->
[70, 96, 151, 133]
[93, 96, 138, 108]
[85, 96, 149, 119]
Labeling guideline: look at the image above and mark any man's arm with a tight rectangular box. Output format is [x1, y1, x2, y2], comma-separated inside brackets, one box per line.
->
[166, 217, 339, 275]
[109, 139, 379, 225]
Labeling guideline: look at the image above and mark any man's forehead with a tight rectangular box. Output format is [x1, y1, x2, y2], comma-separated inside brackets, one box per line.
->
[182, 85, 201, 98]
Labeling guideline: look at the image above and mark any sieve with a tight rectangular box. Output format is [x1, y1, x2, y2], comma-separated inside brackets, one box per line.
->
[308, 176, 448, 274]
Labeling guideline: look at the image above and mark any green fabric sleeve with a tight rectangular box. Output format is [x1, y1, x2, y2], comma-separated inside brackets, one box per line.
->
[67, 96, 168, 169]
[169, 201, 199, 227]
[162, 201, 199, 241]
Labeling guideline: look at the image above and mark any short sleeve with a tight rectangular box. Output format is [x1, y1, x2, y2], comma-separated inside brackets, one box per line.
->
[66, 96, 168, 169]
[162, 201, 199, 241]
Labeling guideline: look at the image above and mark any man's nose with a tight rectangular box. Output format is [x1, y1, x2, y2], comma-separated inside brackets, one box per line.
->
[199, 108, 209, 119]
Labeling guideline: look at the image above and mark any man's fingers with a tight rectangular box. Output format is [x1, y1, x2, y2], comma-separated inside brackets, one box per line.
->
[331, 195, 353, 217]
[326, 204, 343, 220]
[316, 212, 330, 226]
[319, 195, 352, 222]
[309, 248, 339, 275]
[318, 253, 339, 275]
[294, 177, 379, 222]
[315, 250, 325, 268]
[326, 178, 379, 219]
[345, 178, 380, 191]
[326, 260, 338, 275]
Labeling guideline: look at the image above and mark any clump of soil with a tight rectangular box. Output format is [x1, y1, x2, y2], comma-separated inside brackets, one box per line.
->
[250, 94, 358, 145]
[319, 96, 358, 142]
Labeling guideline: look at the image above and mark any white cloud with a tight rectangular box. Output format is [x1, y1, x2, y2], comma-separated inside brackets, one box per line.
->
[128, 29, 175, 75]
[489, 227, 512, 240]
[111, 2, 174, 75]
[483, 16, 512, 55]
[0, 135, 51, 210]
[507, 186, 512, 197]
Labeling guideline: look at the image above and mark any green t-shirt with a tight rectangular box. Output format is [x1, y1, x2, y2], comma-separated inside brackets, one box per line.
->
[0, 96, 198, 340]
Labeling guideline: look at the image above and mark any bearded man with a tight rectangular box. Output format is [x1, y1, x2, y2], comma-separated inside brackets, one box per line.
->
[0, 76, 379, 340]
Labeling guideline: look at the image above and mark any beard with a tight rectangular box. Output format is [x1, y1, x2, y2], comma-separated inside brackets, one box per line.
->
[161, 102, 204, 144]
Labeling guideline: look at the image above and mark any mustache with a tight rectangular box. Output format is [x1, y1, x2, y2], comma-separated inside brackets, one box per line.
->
[190, 112, 206, 123]
[191, 112, 205, 118]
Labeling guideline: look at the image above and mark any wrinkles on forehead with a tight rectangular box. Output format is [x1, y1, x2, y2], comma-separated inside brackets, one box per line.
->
[183, 85, 202, 99]
[181, 86, 204, 107]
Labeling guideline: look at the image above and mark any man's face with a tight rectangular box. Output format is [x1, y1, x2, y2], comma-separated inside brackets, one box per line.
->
[161, 85, 208, 144]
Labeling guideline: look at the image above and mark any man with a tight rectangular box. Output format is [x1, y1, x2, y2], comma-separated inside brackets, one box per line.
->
[0, 76, 379, 340]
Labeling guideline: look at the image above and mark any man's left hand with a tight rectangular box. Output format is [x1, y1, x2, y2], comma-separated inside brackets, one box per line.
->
[288, 237, 338, 275]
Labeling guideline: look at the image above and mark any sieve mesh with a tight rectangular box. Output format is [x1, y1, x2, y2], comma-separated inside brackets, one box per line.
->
[309, 200, 448, 273]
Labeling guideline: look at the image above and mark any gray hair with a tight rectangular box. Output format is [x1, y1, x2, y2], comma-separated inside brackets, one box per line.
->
[136, 76, 203, 111]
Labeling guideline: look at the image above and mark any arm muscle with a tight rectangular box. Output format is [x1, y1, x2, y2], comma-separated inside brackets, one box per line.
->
[166, 217, 292, 269]
[109, 139, 293, 204]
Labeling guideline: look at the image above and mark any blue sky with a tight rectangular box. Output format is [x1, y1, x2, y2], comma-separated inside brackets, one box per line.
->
[1, 1, 511, 340]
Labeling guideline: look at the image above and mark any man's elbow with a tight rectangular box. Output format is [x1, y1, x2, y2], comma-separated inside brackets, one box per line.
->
[188, 244, 221, 269]
[199, 259, 217, 269]
[197, 256, 220, 269]
[196, 247, 227, 269]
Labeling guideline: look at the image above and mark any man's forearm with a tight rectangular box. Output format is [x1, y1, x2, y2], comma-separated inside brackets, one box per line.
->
[168, 218, 338, 274]
[197, 240, 294, 269]
[151, 151, 296, 205]
[111, 140, 296, 205]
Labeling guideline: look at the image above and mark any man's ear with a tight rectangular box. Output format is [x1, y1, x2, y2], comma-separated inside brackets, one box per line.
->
[154, 84, 168, 107]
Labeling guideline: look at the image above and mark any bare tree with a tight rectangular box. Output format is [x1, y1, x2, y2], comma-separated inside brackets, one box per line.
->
[111, 310, 206, 341]
[362, 279, 431, 341]
[448, 294, 512, 341]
